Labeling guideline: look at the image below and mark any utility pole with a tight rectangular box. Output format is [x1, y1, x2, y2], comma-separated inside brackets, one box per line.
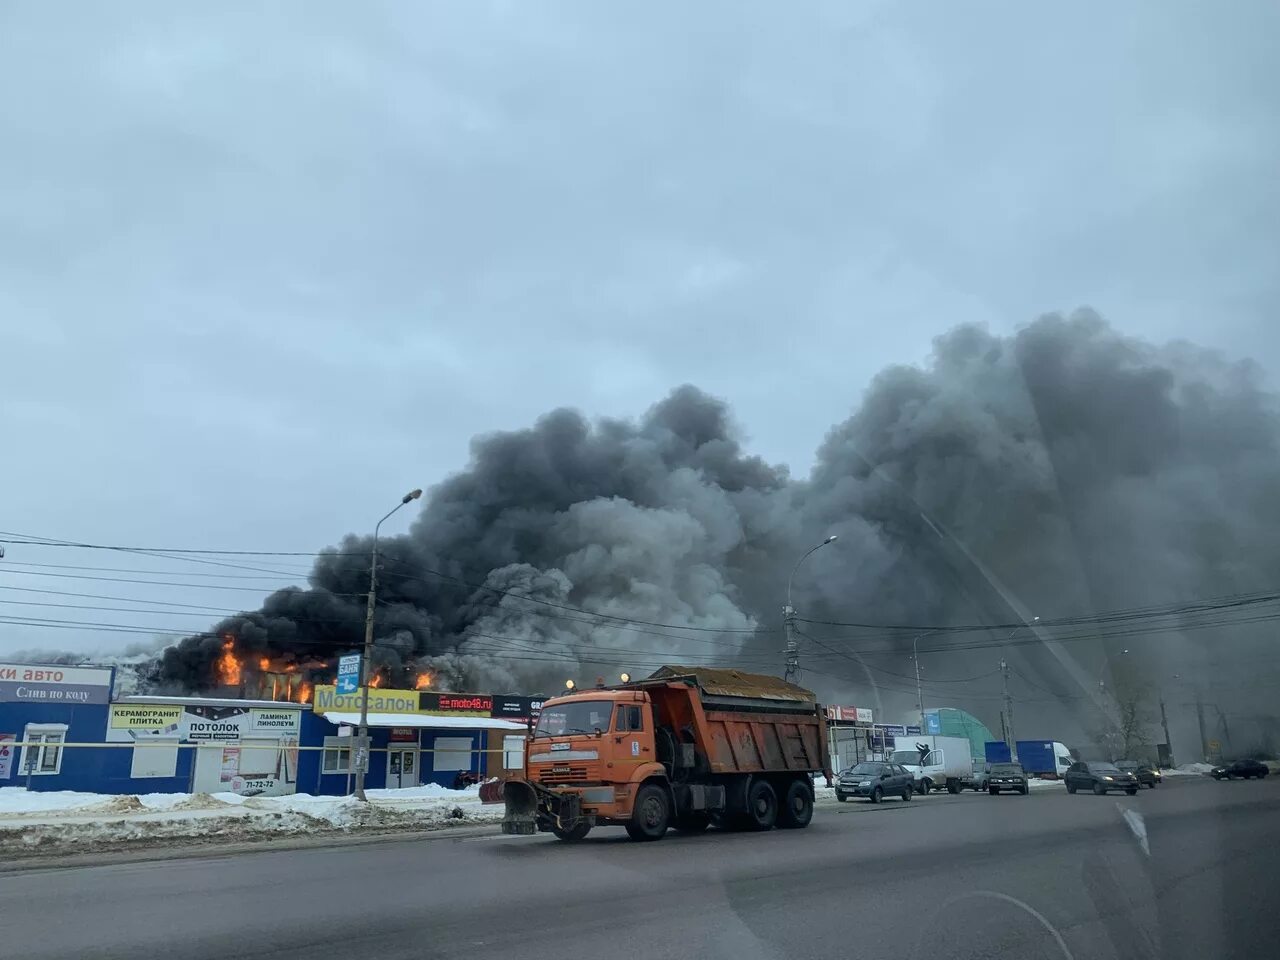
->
[1158, 691, 1174, 768]
[782, 535, 838, 684]
[912, 633, 928, 735]
[353, 488, 422, 801]
[1000, 657, 1016, 762]
[1196, 696, 1209, 762]
[783, 603, 799, 684]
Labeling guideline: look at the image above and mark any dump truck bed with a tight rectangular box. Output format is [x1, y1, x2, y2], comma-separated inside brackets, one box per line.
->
[639, 666, 829, 776]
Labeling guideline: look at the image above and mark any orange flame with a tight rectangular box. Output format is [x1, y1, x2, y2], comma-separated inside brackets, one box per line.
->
[297, 682, 312, 704]
[217, 639, 242, 686]
[369, 674, 383, 688]
[415, 672, 432, 690]
[284, 663, 298, 674]
[258, 657, 270, 670]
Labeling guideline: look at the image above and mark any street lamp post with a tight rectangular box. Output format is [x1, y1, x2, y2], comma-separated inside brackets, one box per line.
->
[353, 488, 422, 801]
[783, 535, 838, 684]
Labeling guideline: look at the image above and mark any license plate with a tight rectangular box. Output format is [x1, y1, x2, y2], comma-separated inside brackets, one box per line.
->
[553, 766, 570, 774]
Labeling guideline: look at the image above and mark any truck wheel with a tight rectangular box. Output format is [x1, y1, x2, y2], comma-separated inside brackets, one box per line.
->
[552, 821, 591, 842]
[869, 786, 883, 804]
[626, 784, 670, 841]
[946, 781, 960, 795]
[742, 779, 779, 830]
[779, 780, 814, 828]
[674, 813, 710, 834]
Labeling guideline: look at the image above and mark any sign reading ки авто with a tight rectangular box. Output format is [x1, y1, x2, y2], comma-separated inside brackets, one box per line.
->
[0, 663, 113, 705]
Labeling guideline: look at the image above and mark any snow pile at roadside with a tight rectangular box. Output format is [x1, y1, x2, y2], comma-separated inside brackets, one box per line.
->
[0, 785, 501, 857]
[1165, 762, 1214, 776]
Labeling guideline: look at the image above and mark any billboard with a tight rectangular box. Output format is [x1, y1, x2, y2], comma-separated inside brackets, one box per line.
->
[107, 703, 301, 742]
[826, 705, 873, 723]
[0, 663, 113, 705]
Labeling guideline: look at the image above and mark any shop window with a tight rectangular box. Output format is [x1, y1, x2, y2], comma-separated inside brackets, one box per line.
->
[130, 740, 179, 779]
[322, 736, 350, 774]
[433, 736, 473, 771]
[502, 735, 525, 769]
[22, 724, 68, 776]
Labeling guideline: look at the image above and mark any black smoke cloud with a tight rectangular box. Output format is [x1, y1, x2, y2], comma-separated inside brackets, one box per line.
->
[148, 310, 1280, 750]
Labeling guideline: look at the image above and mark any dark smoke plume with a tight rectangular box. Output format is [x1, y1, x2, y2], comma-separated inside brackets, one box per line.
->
[147, 310, 1280, 752]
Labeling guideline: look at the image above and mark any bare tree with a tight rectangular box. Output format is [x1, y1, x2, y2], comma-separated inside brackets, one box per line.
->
[1093, 689, 1155, 761]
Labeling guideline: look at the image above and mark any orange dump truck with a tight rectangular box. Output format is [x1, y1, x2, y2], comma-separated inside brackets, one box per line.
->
[481, 666, 832, 841]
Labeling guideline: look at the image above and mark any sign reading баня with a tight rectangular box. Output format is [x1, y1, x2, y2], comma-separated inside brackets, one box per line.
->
[0, 663, 113, 705]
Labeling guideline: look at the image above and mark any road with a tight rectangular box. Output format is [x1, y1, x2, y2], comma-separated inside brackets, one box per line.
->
[2, 776, 1275, 960]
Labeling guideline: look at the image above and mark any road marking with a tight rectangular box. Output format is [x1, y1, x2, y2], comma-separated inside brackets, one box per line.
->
[1117, 803, 1150, 856]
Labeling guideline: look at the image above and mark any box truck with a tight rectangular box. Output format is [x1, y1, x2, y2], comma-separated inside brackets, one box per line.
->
[890, 735, 972, 794]
[985, 740, 1073, 777]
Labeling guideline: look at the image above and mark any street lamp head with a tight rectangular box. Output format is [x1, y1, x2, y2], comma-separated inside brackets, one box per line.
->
[824, 534, 838, 544]
[565, 679, 576, 690]
[402, 489, 423, 504]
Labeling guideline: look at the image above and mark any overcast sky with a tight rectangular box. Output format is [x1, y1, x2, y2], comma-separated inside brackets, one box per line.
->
[2, 2, 1277, 654]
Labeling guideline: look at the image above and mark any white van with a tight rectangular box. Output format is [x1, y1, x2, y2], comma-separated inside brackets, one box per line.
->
[890, 736, 973, 794]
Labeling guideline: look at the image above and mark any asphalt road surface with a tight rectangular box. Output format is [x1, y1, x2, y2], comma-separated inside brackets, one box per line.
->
[3, 776, 1276, 960]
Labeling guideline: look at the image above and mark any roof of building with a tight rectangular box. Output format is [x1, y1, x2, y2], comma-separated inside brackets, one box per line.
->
[646, 665, 816, 702]
[115, 695, 311, 710]
[318, 711, 527, 731]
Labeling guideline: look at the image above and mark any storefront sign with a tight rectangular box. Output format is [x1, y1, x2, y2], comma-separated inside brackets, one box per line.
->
[313, 685, 421, 714]
[826, 705, 873, 723]
[107, 704, 183, 742]
[0, 663, 113, 705]
[107, 703, 303, 742]
[389, 727, 418, 742]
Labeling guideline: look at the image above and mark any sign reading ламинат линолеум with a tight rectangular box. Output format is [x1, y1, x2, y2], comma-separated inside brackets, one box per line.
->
[0, 663, 113, 705]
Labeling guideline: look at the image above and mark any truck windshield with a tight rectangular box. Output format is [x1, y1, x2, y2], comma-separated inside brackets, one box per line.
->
[532, 701, 613, 738]
[890, 750, 927, 765]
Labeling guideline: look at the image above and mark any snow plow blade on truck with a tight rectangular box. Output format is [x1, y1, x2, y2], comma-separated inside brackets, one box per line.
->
[483, 665, 832, 842]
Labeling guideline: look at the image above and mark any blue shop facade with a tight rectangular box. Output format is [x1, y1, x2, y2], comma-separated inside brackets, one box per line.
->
[0, 662, 535, 796]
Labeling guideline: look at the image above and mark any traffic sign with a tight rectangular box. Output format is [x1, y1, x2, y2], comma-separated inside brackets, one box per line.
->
[925, 712, 941, 735]
[336, 654, 361, 695]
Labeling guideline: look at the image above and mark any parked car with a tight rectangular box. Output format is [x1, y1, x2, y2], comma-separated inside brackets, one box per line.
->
[835, 761, 915, 803]
[987, 762, 1030, 795]
[1064, 761, 1139, 795]
[1210, 759, 1269, 780]
[1114, 759, 1161, 788]
[962, 759, 990, 792]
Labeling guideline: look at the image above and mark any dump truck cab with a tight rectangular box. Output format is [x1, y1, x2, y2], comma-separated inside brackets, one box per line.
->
[485, 667, 831, 842]
[511, 689, 664, 834]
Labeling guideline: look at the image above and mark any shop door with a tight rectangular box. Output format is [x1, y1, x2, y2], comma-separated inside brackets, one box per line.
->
[388, 748, 417, 789]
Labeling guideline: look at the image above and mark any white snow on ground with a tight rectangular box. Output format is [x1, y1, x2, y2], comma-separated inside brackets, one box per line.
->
[1165, 762, 1214, 776]
[0, 785, 501, 857]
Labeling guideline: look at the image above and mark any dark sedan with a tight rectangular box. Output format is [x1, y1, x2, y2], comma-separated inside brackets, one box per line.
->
[987, 762, 1029, 795]
[1115, 759, 1162, 788]
[835, 761, 915, 803]
[1064, 761, 1139, 796]
[1211, 758, 1269, 780]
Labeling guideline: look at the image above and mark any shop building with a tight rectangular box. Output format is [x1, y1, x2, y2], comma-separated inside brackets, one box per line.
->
[303, 685, 540, 794]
